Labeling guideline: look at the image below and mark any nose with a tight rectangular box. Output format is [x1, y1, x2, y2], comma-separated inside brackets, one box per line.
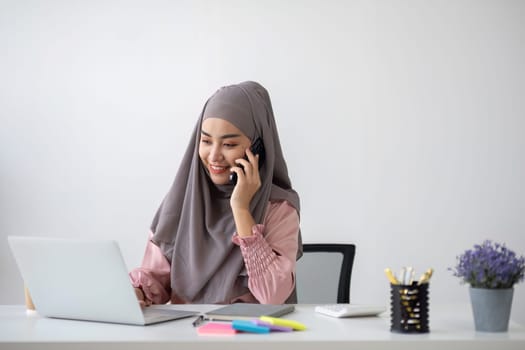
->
[209, 144, 223, 162]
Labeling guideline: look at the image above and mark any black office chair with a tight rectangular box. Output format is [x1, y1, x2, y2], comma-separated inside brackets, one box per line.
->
[295, 243, 356, 304]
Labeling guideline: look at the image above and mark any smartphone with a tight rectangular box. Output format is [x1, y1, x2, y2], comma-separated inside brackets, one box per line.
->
[229, 137, 266, 185]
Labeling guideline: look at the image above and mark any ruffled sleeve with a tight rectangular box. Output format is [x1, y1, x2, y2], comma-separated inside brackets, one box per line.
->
[232, 200, 299, 304]
[129, 232, 172, 304]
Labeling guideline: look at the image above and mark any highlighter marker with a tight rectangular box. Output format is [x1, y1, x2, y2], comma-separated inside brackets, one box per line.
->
[259, 316, 306, 331]
[231, 320, 270, 333]
[252, 319, 293, 332]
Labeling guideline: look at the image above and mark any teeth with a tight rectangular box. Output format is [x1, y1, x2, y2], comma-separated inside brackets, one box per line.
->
[211, 165, 226, 170]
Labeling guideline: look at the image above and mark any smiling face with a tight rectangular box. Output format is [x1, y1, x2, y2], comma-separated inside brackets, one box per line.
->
[199, 118, 251, 185]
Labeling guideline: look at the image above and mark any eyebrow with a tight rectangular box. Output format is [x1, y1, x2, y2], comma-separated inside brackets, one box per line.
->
[200, 130, 242, 139]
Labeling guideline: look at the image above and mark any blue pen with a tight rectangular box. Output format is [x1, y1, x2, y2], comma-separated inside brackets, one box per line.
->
[231, 320, 270, 334]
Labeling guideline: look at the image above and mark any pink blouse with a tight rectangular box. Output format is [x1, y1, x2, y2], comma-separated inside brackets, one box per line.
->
[129, 200, 300, 304]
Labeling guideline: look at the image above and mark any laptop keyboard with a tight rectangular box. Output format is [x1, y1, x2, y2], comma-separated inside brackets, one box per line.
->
[143, 308, 198, 323]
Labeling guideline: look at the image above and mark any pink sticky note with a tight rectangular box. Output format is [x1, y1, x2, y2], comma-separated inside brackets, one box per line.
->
[197, 322, 238, 336]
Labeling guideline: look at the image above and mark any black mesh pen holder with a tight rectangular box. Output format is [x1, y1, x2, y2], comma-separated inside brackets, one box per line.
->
[390, 282, 429, 333]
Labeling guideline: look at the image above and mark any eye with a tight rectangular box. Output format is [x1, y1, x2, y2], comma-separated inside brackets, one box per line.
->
[223, 143, 238, 148]
[200, 138, 212, 145]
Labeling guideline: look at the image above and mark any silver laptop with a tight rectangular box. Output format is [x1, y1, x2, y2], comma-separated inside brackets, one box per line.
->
[8, 235, 198, 325]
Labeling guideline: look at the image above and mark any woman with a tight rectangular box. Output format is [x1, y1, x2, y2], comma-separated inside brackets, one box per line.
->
[130, 81, 301, 305]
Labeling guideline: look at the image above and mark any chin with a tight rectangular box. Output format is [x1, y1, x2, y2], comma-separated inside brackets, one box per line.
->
[210, 175, 230, 185]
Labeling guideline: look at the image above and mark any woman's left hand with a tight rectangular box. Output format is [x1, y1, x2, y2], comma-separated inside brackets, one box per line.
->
[230, 148, 261, 210]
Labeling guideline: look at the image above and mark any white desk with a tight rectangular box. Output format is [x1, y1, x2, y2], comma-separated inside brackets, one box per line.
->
[0, 304, 524, 350]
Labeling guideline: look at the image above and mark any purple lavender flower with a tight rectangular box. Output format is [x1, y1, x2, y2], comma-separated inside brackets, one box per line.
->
[450, 240, 525, 289]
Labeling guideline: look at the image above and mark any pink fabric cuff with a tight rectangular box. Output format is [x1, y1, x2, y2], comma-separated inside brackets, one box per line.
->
[232, 224, 277, 277]
[129, 269, 170, 305]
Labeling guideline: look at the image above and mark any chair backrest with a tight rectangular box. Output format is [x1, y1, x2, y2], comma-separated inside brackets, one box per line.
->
[295, 243, 356, 304]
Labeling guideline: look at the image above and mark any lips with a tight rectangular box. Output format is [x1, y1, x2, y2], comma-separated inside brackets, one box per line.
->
[209, 164, 229, 175]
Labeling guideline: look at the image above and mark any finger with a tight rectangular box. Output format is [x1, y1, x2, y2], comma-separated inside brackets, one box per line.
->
[245, 148, 259, 168]
[135, 288, 145, 301]
[237, 158, 255, 180]
[247, 155, 260, 180]
[229, 165, 244, 187]
[234, 158, 251, 172]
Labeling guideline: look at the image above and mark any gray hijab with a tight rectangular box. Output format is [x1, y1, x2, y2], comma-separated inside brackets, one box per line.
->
[151, 81, 301, 304]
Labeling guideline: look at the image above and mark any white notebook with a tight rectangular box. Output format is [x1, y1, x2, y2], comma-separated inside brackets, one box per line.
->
[8, 236, 198, 325]
[315, 304, 387, 318]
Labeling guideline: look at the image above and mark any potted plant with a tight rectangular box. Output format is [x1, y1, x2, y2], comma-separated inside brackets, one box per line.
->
[450, 240, 525, 332]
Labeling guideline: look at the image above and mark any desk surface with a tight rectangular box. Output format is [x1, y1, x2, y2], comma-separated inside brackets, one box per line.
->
[1, 304, 524, 350]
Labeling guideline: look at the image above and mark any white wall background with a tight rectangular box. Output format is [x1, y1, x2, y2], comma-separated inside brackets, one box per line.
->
[1, 0, 524, 324]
